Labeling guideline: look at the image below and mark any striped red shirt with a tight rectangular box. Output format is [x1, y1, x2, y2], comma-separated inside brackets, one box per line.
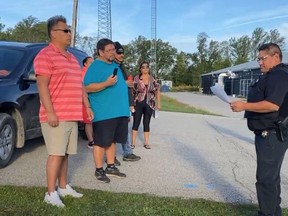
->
[34, 43, 83, 123]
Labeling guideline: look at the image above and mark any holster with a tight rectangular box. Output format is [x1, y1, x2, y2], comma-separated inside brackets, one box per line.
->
[277, 116, 288, 142]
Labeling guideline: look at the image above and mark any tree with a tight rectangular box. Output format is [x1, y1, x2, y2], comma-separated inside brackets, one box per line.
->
[76, 35, 97, 57]
[0, 16, 48, 42]
[250, 28, 285, 60]
[229, 35, 251, 65]
[0, 18, 9, 40]
[11, 16, 48, 42]
[125, 36, 151, 74]
[170, 52, 189, 85]
[250, 28, 268, 60]
[155, 39, 177, 78]
[0, 18, 5, 32]
[124, 36, 177, 78]
[267, 29, 285, 48]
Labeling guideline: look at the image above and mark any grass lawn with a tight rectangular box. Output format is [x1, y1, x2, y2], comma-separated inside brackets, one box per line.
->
[1, 95, 287, 215]
[0, 185, 265, 216]
[160, 94, 219, 115]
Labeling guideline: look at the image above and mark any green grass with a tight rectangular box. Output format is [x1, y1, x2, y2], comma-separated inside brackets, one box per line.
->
[161, 94, 219, 115]
[0, 185, 270, 216]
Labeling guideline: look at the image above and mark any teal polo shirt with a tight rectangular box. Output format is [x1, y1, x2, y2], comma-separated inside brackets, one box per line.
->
[84, 59, 129, 122]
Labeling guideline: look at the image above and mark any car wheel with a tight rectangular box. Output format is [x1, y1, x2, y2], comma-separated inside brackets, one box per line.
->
[0, 113, 16, 168]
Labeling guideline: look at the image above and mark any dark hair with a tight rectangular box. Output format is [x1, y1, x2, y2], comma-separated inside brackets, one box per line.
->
[258, 43, 282, 61]
[138, 61, 150, 79]
[47, 15, 67, 39]
[96, 38, 114, 55]
[139, 61, 150, 71]
[82, 56, 92, 66]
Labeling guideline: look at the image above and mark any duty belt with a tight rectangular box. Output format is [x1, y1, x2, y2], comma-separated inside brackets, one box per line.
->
[254, 129, 277, 138]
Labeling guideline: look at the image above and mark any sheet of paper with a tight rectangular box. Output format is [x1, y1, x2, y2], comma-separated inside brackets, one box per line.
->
[210, 83, 231, 103]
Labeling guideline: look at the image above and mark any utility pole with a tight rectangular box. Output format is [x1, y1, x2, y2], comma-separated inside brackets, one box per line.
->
[71, 0, 78, 47]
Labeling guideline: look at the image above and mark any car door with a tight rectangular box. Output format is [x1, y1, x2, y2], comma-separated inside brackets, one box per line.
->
[18, 47, 42, 140]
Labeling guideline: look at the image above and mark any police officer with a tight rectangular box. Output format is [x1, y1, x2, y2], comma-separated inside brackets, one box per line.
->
[230, 43, 288, 216]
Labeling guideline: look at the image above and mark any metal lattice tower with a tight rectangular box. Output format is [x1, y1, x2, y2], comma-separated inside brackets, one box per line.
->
[98, 0, 112, 40]
[151, 0, 157, 77]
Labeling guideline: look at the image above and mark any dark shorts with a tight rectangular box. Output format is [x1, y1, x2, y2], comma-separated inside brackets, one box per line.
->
[93, 117, 128, 147]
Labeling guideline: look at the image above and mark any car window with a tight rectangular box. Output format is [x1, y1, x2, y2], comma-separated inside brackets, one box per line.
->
[0, 47, 25, 78]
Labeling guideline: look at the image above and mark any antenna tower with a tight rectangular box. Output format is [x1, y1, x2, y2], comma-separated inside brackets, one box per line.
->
[151, 0, 157, 77]
[98, 0, 112, 40]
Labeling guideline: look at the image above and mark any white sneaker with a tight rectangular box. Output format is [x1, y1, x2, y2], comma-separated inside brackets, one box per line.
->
[44, 191, 65, 207]
[57, 184, 83, 198]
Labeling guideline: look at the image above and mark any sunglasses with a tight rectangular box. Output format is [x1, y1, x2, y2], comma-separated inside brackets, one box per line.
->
[53, 29, 71, 33]
[116, 51, 124, 55]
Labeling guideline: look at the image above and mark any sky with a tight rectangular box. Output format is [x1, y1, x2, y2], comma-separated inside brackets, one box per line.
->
[1, 0, 288, 53]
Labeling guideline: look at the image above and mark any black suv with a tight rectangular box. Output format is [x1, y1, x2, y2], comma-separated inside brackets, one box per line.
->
[0, 41, 88, 168]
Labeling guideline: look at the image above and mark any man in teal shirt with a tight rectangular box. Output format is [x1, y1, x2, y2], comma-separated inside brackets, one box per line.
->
[84, 38, 129, 183]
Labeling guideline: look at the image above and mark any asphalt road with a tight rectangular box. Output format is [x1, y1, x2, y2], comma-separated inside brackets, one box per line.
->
[1, 92, 288, 208]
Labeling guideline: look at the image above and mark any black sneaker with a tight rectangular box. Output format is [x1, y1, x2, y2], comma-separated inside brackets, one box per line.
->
[87, 140, 94, 149]
[105, 166, 126, 178]
[114, 157, 121, 166]
[95, 169, 110, 183]
[123, 154, 141, 162]
[105, 157, 121, 166]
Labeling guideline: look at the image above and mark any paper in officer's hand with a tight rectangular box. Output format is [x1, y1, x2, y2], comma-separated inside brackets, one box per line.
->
[210, 83, 231, 103]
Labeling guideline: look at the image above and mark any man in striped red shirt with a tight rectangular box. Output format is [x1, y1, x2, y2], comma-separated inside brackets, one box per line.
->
[34, 15, 93, 207]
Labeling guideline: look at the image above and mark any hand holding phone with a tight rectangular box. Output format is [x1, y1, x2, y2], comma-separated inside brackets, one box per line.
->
[112, 68, 118, 77]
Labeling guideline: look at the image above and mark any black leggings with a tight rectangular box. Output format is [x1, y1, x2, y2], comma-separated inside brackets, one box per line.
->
[132, 100, 153, 132]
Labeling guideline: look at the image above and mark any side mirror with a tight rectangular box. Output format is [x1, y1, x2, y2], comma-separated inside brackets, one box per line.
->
[22, 72, 36, 82]
[27, 73, 37, 81]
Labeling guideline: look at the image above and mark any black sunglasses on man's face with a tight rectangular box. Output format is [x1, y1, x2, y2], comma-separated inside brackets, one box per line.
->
[53, 29, 71, 33]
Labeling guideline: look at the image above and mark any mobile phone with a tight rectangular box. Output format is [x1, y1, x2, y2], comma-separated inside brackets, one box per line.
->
[112, 68, 118, 77]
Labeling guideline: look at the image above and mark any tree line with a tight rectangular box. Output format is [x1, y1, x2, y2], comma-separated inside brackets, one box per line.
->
[0, 16, 286, 86]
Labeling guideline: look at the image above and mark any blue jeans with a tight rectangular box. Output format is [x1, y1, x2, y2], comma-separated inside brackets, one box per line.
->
[122, 130, 133, 156]
[122, 119, 133, 156]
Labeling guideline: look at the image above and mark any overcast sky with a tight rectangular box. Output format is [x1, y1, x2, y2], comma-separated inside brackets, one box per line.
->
[1, 0, 288, 52]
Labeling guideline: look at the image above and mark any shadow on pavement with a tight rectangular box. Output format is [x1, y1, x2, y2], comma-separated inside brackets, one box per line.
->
[172, 136, 252, 204]
[8, 137, 45, 166]
[208, 122, 254, 145]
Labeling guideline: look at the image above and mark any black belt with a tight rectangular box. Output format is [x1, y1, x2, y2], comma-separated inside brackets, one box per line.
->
[254, 129, 277, 138]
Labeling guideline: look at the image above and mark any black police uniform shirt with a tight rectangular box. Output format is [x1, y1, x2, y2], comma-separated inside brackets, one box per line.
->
[244, 63, 288, 131]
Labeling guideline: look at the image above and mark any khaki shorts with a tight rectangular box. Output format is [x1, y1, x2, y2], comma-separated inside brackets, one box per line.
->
[41, 122, 78, 156]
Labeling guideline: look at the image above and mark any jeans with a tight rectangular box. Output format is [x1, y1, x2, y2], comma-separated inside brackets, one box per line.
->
[255, 131, 288, 216]
[121, 118, 133, 157]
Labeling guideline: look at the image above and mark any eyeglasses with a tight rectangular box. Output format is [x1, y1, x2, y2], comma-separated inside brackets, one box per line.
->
[257, 55, 269, 62]
[52, 29, 71, 33]
[116, 52, 124, 55]
[104, 48, 115, 53]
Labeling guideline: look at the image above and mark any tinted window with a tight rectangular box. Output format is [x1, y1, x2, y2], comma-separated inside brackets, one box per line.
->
[0, 47, 25, 78]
